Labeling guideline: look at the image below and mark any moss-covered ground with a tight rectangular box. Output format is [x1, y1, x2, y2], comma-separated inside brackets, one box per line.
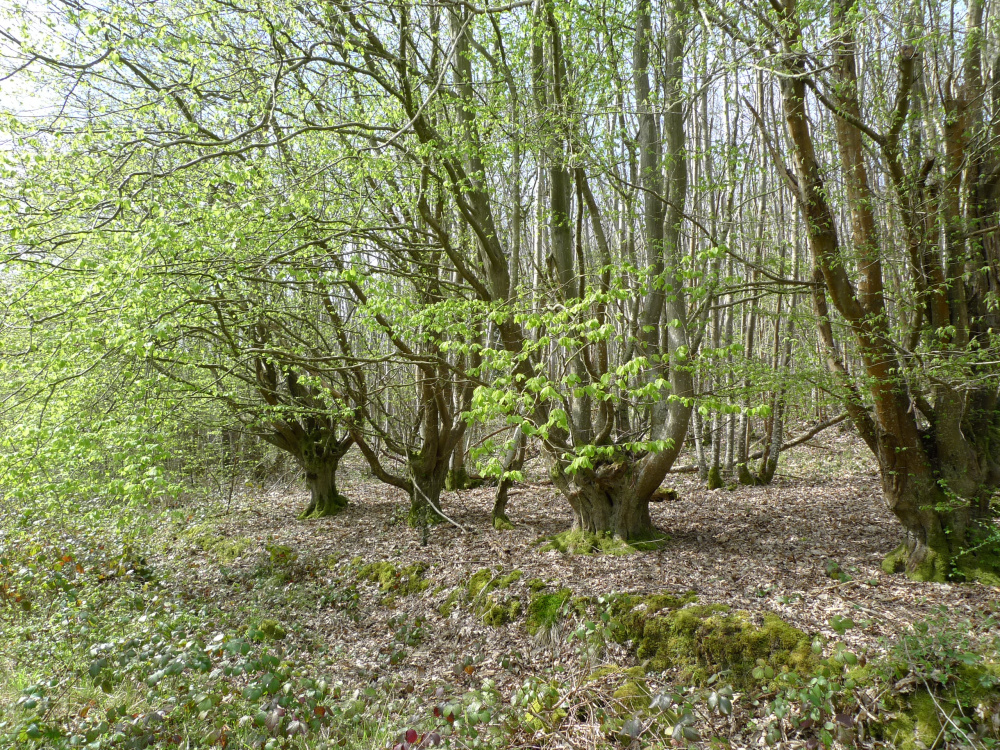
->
[538, 529, 669, 555]
[608, 592, 816, 689]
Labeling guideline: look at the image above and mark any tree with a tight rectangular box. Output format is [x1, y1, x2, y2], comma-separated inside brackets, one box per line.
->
[711, 0, 1000, 580]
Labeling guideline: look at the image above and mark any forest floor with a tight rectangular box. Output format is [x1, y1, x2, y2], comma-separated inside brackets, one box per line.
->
[192, 436, 989, 692]
[2, 431, 999, 750]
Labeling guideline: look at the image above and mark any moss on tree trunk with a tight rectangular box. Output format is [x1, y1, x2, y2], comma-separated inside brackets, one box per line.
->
[707, 465, 723, 490]
[549, 462, 657, 542]
[881, 477, 1000, 583]
[408, 463, 447, 528]
[299, 456, 348, 519]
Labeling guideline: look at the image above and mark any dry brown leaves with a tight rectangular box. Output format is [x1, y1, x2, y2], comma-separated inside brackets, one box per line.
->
[154, 432, 998, 741]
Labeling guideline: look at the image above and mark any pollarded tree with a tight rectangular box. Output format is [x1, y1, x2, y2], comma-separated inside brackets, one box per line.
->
[712, 0, 1000, 580]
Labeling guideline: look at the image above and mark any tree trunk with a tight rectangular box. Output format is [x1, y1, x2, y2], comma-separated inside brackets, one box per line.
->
[446, 433, 480, 490]
[492, 426, 524, 530]
[692, 406, 709, 480]
[408, 454, 450, 528]
[298, 451, 349, 519]
[549, 462, 657, 541]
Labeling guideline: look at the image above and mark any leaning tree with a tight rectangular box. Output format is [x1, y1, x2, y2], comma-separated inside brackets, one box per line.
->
[709, 0, 1000, 580]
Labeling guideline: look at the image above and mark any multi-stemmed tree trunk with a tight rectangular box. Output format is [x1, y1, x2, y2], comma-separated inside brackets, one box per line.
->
[528, 0, 691, 540]
[767, 0, 1000, 580]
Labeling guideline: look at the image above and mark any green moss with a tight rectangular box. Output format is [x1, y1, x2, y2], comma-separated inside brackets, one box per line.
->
[651, 487, 679, 502]
[465, 568, 523, 626]
[912, 691, 943, 748]
[955, 545, 1000, 586]
[584, 665, 651, 712]
[570, 595, 592, 618]
[610, 592, 697, 639]
[584, 665, 623, 683]
[467, 569, 495, 599]
[612, 593, 815, 688]
[492, 514, 516, 531]
[845, 665, 874, 687]
[182, 524, 254, 564]
[877, 657, 1000, 750]
[257, 619, 286, 641]
[527, 589, 572, 635]
[884, 538, 1000, 584]
[298, 492, 348, 519]
[358, 561, 431, 599]
[438, 588, 460, 618]
[613, 666, 652, 710]
[406, 501, 446, 529]
[467, 568, 521, 600]
[707, 466, 723, 490]
[882, 709, 917, 750]
[881, 691, 944, 750]
[527, 578, 547, 593]
[480, 596, 522, 627]
[445, 468, 483, 491]
[214, 537, 254, 563]
[539, 529, 667, 556]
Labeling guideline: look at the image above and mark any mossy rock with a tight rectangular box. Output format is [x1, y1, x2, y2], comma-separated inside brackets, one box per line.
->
[585, 665, 624, 683]
[613, 667, 652, 711]
[359, 561, 431, 600]
[879, 691, 942, 750]
[585, 665, 650, 712]
[651, 487, 679, 502]
[875, 658, 1000, 749]
[611, 593, 815, 688]
[467, 568, 523, 625]
[213, 537, 255, 564]
[539, 529, 667, 556]
[527, 589, 573, 635]
[610, 591, 697, 639]
[257, 619, 287, 641]
[467, 567, 522, 600]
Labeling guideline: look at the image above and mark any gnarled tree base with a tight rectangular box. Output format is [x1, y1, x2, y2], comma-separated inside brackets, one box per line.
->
[539, 529, 668, 555]
[707, 466, 724, 490]
[492, 513, 515, 531]
[882, 536, 1000, 585]
[298, 492, 349, 520]
[407, 494, 446, 528]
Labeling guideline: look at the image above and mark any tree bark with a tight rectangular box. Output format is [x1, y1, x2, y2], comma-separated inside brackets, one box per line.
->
[549, 462, 656, 541]
[408, 454, 451, 528]
[299, 452, 349, 519]
[295, 436, 353, 519]
[769, 0, 1000, 580]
